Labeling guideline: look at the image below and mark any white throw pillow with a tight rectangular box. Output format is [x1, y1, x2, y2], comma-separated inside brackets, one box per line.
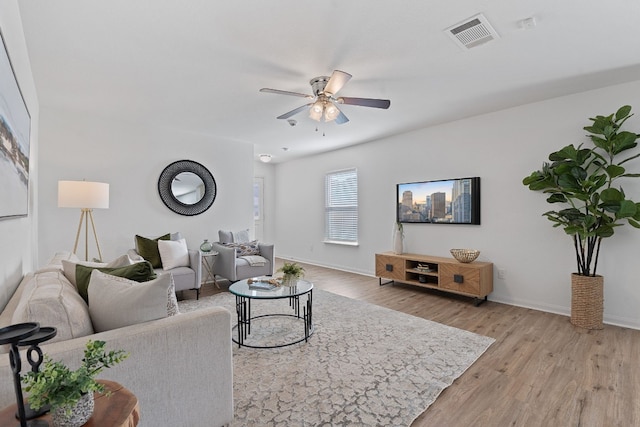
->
[61, 254, 133, 287]
[158, 238, 190, 270]
[88, 270, 171, 332]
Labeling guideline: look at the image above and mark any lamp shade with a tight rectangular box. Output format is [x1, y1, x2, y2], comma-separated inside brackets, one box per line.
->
[58, 181, 110, 209]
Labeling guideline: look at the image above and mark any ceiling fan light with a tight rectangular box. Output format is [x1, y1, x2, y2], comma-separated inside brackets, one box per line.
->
[309, 101, 323, 121]
[324, 103, 340, 122]
[311, 101, 324, 113]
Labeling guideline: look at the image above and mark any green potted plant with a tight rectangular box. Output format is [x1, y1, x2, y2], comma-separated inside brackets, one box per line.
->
[22, 340, 128, 427]
[522, 105, 640, 329]
[277, 261, 305, 286]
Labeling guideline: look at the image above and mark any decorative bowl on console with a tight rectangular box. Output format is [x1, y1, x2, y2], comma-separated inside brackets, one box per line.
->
[450, 249, 480, 263]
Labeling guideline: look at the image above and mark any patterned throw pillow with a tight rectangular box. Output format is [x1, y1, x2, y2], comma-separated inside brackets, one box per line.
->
[222, 240, 260, 257]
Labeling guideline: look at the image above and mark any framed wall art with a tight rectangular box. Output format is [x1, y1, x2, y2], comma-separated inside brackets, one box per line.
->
[0, 28, 31, 219]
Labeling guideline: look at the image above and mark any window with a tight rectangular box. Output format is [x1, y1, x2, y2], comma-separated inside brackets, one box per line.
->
[325, 168, 358, 245]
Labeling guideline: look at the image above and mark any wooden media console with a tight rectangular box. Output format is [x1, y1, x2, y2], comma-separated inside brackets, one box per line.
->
[375, 252, 493, 306]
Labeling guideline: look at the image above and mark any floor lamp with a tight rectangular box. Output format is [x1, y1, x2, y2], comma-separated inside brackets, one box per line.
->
[58, 181, 110, 261]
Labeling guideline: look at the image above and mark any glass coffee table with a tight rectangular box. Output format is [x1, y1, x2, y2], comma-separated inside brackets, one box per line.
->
[229, 278, 314, 349]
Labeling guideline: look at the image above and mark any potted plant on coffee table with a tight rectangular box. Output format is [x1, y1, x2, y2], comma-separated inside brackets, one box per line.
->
[277, 261, 305, 286]
[22, 340, 128, 427]
[522, 105, 640, 329]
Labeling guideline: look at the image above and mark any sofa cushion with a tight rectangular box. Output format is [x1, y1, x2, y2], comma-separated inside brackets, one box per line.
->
[88, 270, 172, 333]
[34, 251, 80, 273]
[46, 250, 80, 265]
[11, 271, 94, 343]
[135, 234, 171, 268]
[158, 238, 190, 270]
[61, 254, 133, 288]
[75, 261, 157, 303]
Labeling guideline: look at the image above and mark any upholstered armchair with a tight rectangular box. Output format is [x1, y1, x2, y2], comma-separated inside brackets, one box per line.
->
[210, 230, 274, 282]
[128, 232, 202, 299]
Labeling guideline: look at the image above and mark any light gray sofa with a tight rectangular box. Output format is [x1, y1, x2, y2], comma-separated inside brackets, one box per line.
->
[127, 247, 203, 298]
[0, 252, 233, 427]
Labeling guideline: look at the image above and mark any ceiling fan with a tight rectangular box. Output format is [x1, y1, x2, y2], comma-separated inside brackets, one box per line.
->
[260, 70, 390, 125]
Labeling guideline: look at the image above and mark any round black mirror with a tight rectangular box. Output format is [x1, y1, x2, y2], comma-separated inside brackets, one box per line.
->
[171, 172, 205, 205]
[158, 160, 216, 216]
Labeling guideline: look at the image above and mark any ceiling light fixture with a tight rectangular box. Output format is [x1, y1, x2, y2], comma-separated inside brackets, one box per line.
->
[309, 97, 339, 123]
[324, 103, 340, 121]
[518, 16, 537, 29]
[309, 100, 324, 121]
[259, 154, 272, 163]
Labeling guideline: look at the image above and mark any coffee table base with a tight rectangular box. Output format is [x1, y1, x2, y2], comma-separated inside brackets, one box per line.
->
[233, 292, 313, 349]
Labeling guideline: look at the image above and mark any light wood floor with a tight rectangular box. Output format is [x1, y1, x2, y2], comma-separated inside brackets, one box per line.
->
[184, 259, 640, 427]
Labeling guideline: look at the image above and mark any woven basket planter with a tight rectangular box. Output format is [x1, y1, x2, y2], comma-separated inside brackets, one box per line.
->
[570, 273, 604, 330]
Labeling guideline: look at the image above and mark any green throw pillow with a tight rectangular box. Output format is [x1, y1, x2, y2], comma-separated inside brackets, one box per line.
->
[135, 234, 170, 268]
[75, 261, 158, 303]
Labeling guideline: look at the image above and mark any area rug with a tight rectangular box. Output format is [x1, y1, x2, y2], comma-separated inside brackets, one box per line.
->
[178, 290, 494, 426]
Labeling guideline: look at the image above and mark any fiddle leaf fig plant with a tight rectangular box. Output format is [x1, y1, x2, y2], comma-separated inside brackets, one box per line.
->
[523, 105, 640, 276]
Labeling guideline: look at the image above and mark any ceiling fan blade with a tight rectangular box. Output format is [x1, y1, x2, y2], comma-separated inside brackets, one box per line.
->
[337, 97, 391, 109]
[335, 109, 349, 125]
[276, 103, 312, 120]
[324, 70, 352, 96]
[260, 88, 314, 99]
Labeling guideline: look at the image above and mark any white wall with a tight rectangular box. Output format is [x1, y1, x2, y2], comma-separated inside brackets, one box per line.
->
[38, 108, 255, 265]
[272, 79, 640, 329]
[0, 0, 39, 311]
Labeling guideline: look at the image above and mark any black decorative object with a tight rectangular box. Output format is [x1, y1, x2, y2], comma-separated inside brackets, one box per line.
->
[0, 323, 57, 427]
[18, 327, 57, 421]
[0, 322, 39, 427]
[158, 160, 216, 216]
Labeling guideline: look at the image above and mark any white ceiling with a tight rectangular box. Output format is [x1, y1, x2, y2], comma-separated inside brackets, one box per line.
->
[16, 0, 640, 163]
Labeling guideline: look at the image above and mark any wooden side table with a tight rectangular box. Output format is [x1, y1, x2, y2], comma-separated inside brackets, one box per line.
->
[201, 251, 219, 289]
[0, 380, 139, 427]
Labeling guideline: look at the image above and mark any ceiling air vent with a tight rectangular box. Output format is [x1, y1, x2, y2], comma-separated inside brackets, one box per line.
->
[445, 13, 500, 50]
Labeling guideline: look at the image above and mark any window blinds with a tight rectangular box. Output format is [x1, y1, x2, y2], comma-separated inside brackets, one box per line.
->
[325, 168, 358, 243]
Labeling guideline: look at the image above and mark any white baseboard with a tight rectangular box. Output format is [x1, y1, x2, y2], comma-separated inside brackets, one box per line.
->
[276, 256, 640, 330]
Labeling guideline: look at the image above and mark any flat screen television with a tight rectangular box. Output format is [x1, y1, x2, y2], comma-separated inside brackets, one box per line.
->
[397, 177, 480, 224]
